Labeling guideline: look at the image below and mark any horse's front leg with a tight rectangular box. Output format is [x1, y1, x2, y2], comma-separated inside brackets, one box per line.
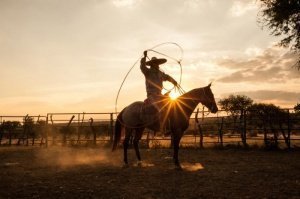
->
[172, 130, 183, 169]
[123, 129, 131, 166]
[133, 128, 143, 166]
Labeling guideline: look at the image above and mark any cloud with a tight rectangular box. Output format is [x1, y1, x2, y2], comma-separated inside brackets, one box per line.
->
[218, 66, 287, 83]
[234, 90, 300, 102]
[221, 90, 300, 107]
[217, 47, 300, 83]
[223, 90, 300, 108]
[112, 0, 141, 8]
[229, 0, 257, 17]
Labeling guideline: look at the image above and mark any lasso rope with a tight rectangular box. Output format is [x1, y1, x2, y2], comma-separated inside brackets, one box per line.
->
[114, 42, 184, 114]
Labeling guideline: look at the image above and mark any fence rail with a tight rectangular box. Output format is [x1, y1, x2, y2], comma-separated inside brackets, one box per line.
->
[0, 109, 299, 148]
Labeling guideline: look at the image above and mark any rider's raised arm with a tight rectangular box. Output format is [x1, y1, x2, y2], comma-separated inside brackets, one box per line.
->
[140, 51, 148, 74]
[163, 73, 178, 86]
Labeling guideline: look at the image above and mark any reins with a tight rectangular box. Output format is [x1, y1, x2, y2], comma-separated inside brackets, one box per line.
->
[176, 84, 186, 95]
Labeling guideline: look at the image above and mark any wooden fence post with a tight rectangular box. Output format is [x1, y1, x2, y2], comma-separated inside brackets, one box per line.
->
[93, 119, 97, 146]
[287, 109, 291, 149]
[242, 110, 247, 147]
[218, 117, 224, 147]
[62, 115, 75, 146]
[89, 118, 97, 146]
[45, 115, 49, 147]
[8, 123, 12, 146]
[110, 113, 114, 143]
[50, 114, 56, 146]
[195, 108, 203, 148]
[0, 117, 2, 146]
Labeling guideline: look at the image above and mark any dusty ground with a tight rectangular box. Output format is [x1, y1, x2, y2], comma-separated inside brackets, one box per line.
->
[0, 146, 299, 199]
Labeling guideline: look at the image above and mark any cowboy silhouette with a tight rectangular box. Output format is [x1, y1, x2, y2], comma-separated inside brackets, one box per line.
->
[140, 51, 177, 132]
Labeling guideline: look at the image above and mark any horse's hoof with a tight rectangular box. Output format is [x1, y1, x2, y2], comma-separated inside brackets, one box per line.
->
[122, 164, 129, 169]
[137, 161, 142, 167]
[174, 164, 183, 171]
[175, 166, 183, 171]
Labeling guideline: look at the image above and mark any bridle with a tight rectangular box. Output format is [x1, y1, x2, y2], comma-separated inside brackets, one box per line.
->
[186, 87, 215, 116]
[174, 86, 213, 115]
[200, 87, 216, 116]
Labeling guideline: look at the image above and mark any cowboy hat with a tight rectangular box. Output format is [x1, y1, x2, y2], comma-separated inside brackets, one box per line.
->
[146, 57, 167, 66]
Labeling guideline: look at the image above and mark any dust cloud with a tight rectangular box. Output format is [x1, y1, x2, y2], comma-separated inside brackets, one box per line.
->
[34, 147, 205, 171]
[181, 162, 204, 171]
[36, 147, 121, 168]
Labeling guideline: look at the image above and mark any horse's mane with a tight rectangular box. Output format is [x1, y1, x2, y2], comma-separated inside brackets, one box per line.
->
[177, 86, 205, 101]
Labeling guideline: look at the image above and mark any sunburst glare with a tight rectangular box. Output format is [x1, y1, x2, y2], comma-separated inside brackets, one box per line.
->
[169, 91, 180, 100]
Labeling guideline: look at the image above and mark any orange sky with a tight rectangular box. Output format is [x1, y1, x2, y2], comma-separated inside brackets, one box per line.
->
[0, 0, 299, 115]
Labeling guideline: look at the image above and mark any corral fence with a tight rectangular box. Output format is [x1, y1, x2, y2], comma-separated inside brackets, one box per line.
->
[0, 108, 299, 148]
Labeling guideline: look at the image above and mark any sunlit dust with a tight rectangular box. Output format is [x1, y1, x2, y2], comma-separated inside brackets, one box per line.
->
[36, 148, 121, 168]
[133, 161, 155, 167]
[181, 162, 204, 172]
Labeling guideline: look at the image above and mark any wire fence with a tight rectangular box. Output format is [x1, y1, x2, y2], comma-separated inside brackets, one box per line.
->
[0, 108, 299, 148]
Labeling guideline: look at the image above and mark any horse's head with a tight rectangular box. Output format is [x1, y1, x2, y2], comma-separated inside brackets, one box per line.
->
[201, 83, 218, 113]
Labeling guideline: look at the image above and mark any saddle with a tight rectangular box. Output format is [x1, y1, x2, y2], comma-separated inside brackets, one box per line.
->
[142, 99, 171, 135]
[143, 92, 170, 114]
[142, 99, 159, 115]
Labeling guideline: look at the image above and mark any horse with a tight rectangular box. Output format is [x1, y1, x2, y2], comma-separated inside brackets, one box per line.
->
[112, 83, 218, 169]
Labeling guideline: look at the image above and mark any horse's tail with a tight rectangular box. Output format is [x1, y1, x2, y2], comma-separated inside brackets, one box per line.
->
[112, 110, 124, 151]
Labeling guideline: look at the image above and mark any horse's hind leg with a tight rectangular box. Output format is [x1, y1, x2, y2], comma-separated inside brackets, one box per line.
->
[123, 128, 131, 166]
[173, 130, 183, 169]
[133, 128, 143, 165]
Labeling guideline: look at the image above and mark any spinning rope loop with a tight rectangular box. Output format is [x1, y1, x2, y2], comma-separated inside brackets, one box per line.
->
[115, 42, 185, 114]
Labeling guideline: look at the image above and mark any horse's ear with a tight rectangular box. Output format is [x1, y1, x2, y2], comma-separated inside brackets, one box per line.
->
[208, 82, 212, 87]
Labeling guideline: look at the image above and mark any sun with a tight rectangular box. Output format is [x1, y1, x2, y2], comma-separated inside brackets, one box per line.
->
[169, 91, 180, 100]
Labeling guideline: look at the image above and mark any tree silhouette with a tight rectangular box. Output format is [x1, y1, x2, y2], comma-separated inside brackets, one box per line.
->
[258, 0, 300, 69]
[294, 103, 300, 113]
[0, 121, 21, 145]
[248, 103, 291, 149]
[219, 95, 253, 115]
[219, 95, 253, 144]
